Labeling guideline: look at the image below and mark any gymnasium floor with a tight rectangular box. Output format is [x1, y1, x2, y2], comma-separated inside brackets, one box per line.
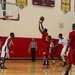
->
[0, 60, 75, 75]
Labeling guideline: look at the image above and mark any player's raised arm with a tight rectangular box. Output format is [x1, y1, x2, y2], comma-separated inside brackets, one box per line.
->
[39, 21, 42, 32]
[39, 16, 44, 32]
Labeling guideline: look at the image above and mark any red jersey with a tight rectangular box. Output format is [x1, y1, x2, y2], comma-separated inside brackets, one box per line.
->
[46, 40, 51, 54]
[69, 30, 75, 48]
[41, 31, 48, 43]
[45, 39, 58, 55]
[50, 38, 60, 55]
[43, 40, 51, 56]
[67, 30, 75, 64]
[52, 38, 58, 45]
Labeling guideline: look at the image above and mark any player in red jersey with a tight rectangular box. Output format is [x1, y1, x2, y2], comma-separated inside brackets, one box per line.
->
[49, 36, 59, 64]
[39, 21, 48, 43]
[39, 21, 49, 68]
[64, 23, 75, 75]
[42, 35, 51, 68]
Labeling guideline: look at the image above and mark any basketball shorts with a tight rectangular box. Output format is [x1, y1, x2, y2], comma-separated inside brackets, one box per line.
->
[1, 46, 9, 58]
[67, 48, 75, 65]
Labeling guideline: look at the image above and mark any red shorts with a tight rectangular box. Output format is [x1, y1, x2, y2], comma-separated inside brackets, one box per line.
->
[67, 48, 75, 65]
[43, 55, 48, 61]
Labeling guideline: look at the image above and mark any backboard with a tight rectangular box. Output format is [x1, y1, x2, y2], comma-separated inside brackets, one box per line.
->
[0, 2, 20, 21]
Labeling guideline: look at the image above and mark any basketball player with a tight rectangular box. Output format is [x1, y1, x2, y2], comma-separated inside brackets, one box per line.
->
[0, 32, 15, 69]
[64, 23, 75, 75]
[39, 21, 48, 43]
[54, 33, 68, 66]
[49, 36, 58, 65]
[39, 21, 49, 68]
[42, 35, 52, 68]
[58, 33, 68, 66]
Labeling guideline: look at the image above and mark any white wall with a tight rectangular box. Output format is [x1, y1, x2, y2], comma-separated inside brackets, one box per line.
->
[0, 0, 75, 38]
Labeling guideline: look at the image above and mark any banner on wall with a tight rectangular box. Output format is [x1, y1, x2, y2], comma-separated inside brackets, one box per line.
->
[32, 0, 55, 7]
[16, 0, 27, 9]
[61, 0, 71, 14]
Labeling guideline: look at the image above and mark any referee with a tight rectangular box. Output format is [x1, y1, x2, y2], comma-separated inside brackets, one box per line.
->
[29, 38, 37, 62]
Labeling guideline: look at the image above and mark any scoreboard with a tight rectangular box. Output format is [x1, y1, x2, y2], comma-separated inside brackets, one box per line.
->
[32, 0, 55, 7]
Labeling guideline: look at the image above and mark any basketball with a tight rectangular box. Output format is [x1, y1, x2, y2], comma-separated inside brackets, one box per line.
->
[40, 16, 44, 22]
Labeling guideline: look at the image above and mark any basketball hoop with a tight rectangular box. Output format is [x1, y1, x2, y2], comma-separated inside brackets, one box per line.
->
[3, 15, 13, 20]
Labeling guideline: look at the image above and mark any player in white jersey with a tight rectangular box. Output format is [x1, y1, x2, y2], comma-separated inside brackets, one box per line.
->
[58, 33, 68, 66]
[0, 32, 15, 69]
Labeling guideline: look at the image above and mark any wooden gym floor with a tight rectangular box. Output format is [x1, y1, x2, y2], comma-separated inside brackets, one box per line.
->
[0, 60, 75, 75]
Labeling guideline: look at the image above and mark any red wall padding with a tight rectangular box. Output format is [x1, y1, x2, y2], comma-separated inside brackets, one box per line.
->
[0, 37, 63, 59]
